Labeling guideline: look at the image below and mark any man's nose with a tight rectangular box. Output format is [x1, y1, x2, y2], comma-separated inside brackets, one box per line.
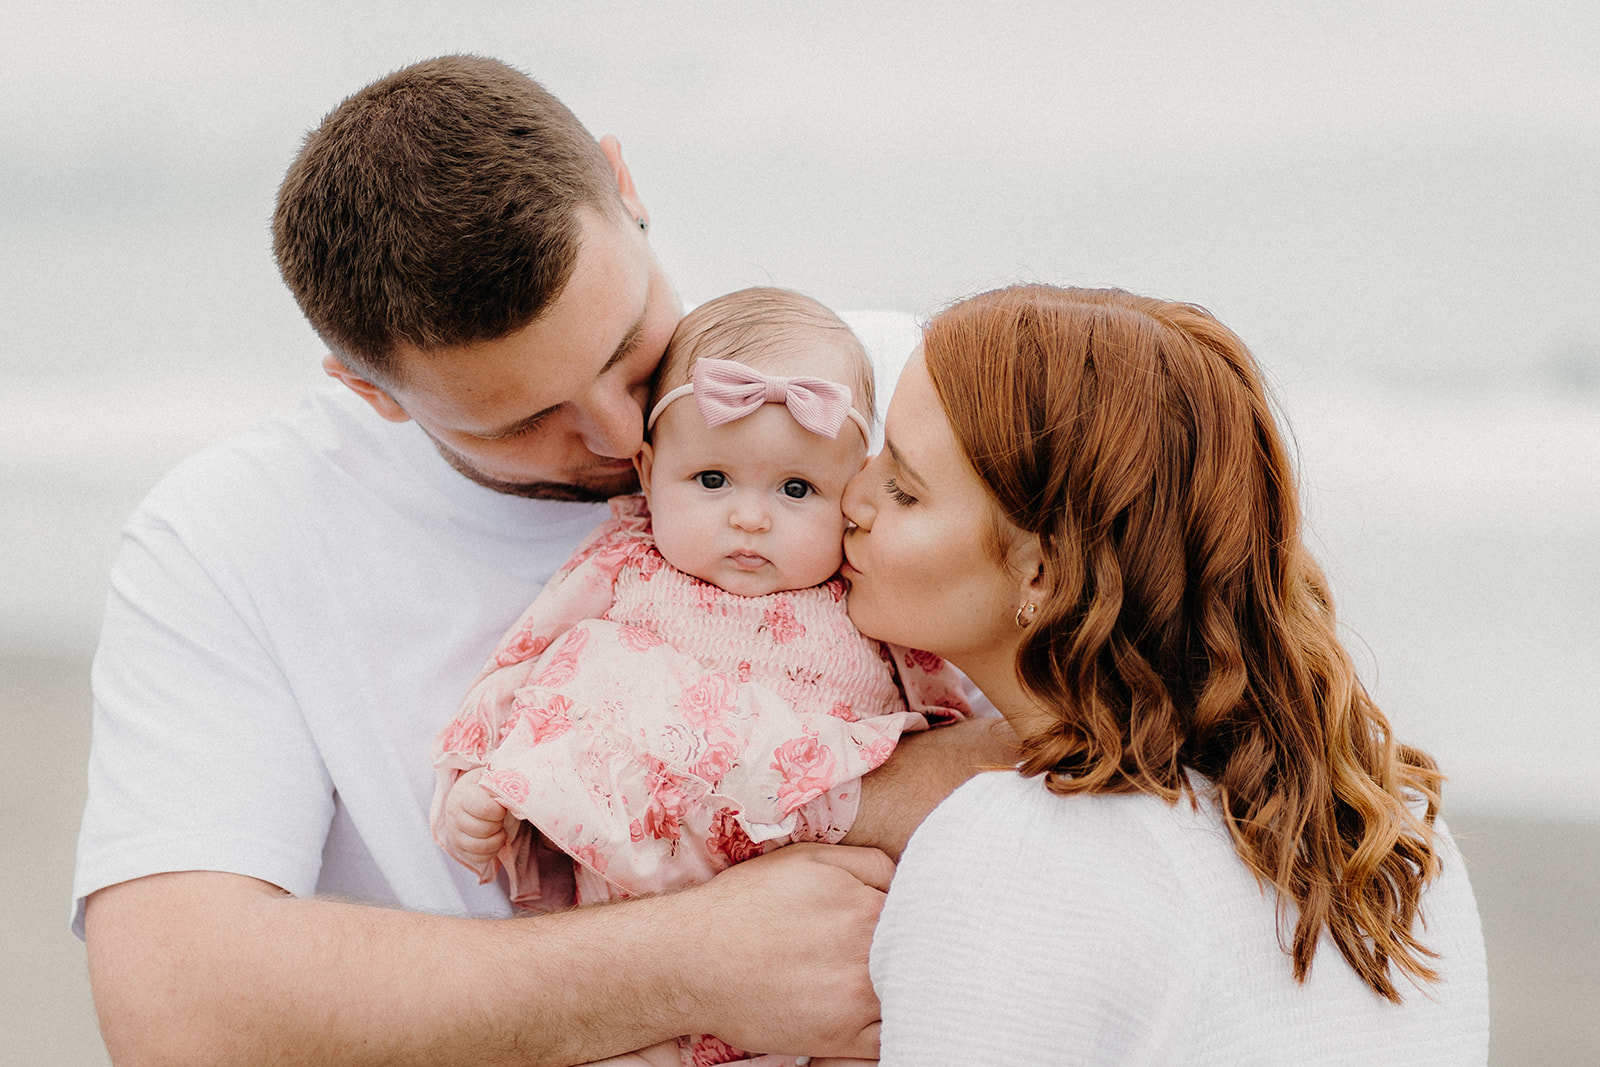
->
[576, 385, 646, 459]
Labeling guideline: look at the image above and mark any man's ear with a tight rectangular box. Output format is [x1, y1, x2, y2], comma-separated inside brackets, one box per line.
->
[322, 354, 411, 424]
[633, 441, 655, 505]
[599, 134, 648, 231]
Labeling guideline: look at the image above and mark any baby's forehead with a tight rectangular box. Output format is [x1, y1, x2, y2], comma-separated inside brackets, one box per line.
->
[662, 326, 872, 402]
[659, 398, 867, 476]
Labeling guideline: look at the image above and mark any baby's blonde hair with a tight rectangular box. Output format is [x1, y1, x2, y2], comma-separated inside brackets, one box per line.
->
[649, 287, 875, 437]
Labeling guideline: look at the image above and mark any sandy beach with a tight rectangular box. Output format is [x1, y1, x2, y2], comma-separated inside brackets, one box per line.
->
[3, 649, 1595, 1065]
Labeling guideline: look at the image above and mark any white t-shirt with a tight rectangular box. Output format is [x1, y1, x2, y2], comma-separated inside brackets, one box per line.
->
[871, 771, 1490, 1066]
[71, 310, 921, 937]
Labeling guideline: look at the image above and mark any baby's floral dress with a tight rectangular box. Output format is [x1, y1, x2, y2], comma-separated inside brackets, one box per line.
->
[430, 495, 973, 1067]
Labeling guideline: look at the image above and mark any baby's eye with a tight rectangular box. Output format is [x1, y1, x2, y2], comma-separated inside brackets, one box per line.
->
[695, 471, 727, 489]
[781, 479, 814, 499]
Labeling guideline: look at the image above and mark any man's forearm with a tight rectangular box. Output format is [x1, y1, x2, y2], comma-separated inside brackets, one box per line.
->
[87, 871, 704, 1067]
[86, 848, 890, 1067]
[842, 716, 1018, 861]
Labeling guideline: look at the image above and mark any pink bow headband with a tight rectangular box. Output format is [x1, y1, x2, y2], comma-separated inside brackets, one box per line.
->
[646, 358, 871, 441]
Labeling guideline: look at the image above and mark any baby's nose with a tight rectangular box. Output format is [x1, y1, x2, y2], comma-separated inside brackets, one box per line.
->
[729, 500, 772, 531]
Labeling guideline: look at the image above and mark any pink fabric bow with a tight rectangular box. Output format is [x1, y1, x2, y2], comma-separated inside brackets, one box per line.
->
[647, 358, 868, 440]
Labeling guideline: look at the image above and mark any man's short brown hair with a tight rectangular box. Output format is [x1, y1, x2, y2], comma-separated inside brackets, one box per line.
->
[272, 55, 622, 383]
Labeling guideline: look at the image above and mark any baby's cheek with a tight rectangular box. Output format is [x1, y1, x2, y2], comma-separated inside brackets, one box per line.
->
[797, 513, 848, 585]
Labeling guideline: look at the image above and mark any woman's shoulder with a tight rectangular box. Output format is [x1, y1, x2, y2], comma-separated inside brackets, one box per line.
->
[916, 770, 1227, 865]
[897, 772, 1222, 929]
[892, 771, 1290, 977]
[875, 773, 1213, 1060]
[878, 773, 1489, 1064]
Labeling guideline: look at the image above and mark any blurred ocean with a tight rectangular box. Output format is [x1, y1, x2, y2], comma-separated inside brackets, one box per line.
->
[3, 4, 1598, 815]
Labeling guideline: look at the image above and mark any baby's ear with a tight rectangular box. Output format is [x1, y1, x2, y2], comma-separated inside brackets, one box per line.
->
[634, 442, 656, 503]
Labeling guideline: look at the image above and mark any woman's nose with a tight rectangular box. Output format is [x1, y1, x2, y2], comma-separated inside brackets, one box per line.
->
[842, 461, 875, 530]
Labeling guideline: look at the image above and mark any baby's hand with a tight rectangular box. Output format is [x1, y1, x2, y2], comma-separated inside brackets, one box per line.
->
[443, 768, 510, 865]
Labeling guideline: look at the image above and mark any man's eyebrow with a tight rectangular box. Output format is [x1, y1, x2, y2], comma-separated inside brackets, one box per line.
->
[885, 438, 926, 489]
[600, 318, 645, 376]
[479, 317, 646, 440]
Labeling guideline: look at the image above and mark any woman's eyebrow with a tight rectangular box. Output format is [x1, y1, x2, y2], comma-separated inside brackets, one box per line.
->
[885, 438, 927, 489]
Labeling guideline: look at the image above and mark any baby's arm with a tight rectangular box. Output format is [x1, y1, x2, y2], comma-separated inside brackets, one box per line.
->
[440, 768, 510, 869]
[432, 505, 644, 885]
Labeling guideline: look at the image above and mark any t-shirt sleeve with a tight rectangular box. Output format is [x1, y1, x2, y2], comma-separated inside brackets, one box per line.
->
[72, 504, 334, 937]
[871, 776, 1202, 1066]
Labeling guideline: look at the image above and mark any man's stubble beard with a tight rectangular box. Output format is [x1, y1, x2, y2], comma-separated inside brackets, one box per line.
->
[425, 431, 640, 503]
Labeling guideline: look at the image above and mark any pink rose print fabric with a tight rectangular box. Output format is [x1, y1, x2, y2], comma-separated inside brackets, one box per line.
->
[431, 495, 972, 1067]
[576, 1038, 814, 1067]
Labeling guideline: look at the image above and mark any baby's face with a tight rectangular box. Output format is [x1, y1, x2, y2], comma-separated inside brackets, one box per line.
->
[638, 398, 867, 597]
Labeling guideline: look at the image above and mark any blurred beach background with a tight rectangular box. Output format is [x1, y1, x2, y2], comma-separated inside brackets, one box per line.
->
[2, 2, 1596, 1062]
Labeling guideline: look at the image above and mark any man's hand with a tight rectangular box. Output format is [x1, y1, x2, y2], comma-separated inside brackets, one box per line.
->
[680, 844, 893, 1059]
[843, 716, 1019, 860]
[442, 767, 510, 866]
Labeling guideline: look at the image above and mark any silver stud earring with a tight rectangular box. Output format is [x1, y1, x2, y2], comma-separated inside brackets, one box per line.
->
[637, 217, 649, 233]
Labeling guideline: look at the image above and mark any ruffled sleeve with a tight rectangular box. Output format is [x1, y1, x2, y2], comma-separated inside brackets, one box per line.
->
[885, 643, 976, 724]
[428, 496, 649, 900]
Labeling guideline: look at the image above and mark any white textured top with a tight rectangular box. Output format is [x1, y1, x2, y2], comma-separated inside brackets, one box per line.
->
[872, 771, 1489, 1065]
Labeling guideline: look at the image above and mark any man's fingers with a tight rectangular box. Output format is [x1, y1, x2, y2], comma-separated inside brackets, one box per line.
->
[807, 1053, 881, 1067]
[810, 1021, 881, 1064]
[793, 842, 895, 894]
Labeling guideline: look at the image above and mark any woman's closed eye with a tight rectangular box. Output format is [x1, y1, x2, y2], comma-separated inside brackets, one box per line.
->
[884, 478, 917, 506]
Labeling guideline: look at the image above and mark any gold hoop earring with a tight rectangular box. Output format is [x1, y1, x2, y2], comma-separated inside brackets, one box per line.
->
[1015, 601, 1037, 628]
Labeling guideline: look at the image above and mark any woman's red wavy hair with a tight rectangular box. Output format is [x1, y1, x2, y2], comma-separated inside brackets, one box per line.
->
[923, 284, 1443, 1001]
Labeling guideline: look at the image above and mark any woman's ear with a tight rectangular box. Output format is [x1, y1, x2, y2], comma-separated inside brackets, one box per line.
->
[1012, 532, 1051, 606]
